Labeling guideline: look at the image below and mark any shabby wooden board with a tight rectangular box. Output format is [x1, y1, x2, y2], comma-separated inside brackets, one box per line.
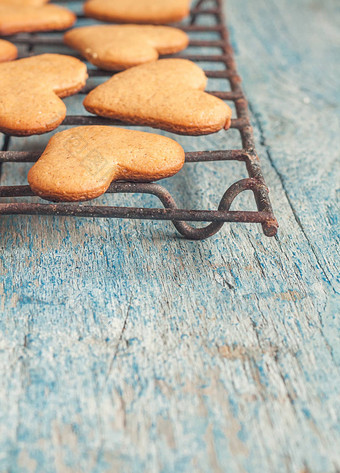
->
[0, 0, 339, 472]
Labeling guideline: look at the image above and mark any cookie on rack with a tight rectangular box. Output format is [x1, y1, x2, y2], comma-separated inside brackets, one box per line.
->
[0, 39, 17, 62]
[64, 25, 189, 71]
[0, 2, 75, 35]
[0, 54, 87, 136]
[84, 0, 190, 24]
[28, 126, 185, 202]
[84, 59, 232, 135]
[0, 0, 49, 5]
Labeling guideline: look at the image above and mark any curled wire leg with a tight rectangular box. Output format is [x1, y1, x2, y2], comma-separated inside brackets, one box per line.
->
[119, 179, 268, 240]
[174, 179, 268, 240]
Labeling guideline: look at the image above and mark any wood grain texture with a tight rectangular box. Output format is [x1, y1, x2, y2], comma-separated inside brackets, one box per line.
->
[0, 0, 339, 472]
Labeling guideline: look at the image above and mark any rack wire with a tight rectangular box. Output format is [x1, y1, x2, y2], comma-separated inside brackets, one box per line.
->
[0, 0, 278, 240]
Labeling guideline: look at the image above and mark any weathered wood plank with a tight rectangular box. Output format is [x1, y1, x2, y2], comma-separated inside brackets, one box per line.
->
[0, 0, 339, 472]
[228, 0, 340, 293]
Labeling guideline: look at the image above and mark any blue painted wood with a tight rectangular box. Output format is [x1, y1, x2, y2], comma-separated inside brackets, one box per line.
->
[0, 0, 339, 472]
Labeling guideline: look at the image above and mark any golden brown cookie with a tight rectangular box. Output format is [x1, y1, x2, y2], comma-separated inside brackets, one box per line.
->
[0, 39, 17, 62]
[0, 0, 49, 6]
[28, 126, 185, 202]
[0, 3, 76, 35]
[0, 54, 88, 136]
[84, 59, 232, 135]
[64, 25, 189, 71]
[84, 0, 190, 24]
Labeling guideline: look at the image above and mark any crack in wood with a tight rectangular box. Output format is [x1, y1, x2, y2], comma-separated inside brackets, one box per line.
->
[248, 101, 337, 293]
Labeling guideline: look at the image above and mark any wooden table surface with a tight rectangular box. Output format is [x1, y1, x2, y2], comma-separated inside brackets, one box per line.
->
[0, 0, 339, 472]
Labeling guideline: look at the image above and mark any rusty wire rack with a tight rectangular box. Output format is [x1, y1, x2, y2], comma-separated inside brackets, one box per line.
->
[0, 0, 278, 240]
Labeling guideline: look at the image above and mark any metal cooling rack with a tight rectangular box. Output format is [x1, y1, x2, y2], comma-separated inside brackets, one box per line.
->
[0, 0, 278, 240]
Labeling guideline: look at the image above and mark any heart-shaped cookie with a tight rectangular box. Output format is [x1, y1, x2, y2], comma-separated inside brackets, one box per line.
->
[84, 59, 232, 135]
[0, 39, 17, 63]
[0, 54, 88, 136]
[0, 0, 48, 6]
[28, 126, 185, 202]
[84, 0, 191, 24]
[0, 2, 75, 35]
[64, 25, 189, 71]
